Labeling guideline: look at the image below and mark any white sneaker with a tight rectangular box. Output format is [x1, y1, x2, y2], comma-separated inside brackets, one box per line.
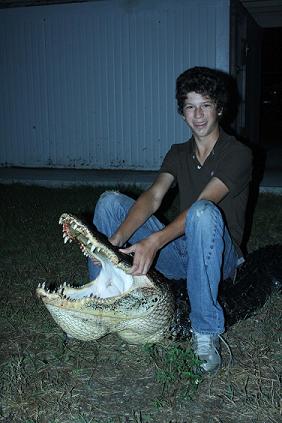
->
[192, 332, 221, 373]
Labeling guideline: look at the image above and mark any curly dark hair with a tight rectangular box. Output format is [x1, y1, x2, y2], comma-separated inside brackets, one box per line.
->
[176, 66, 228, 116]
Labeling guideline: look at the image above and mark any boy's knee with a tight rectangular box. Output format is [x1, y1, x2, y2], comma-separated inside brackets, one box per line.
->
[94, 191, 121, 220]
[189, 199, 214, 215]
[187, 200, 221, 226]
[97, 190, 121, 208]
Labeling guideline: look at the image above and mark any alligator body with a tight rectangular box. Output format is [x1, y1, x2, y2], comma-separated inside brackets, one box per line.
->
[36, 213, 282, 345]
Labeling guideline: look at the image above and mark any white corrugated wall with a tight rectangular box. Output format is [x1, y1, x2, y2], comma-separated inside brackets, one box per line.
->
[0, 0, 230, 170]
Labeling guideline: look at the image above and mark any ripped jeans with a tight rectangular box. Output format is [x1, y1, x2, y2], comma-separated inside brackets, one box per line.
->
[88, 191, 240, 335]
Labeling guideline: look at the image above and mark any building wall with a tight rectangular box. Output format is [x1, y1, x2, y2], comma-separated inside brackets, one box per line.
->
[0, 0, 230, 170]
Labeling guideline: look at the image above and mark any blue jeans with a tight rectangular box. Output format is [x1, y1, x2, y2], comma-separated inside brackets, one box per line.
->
[88, 191, 240, 335]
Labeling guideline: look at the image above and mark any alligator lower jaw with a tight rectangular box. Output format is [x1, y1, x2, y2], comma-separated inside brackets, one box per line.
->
[36, 274, 152, 312]
[36, 286, 108, 310]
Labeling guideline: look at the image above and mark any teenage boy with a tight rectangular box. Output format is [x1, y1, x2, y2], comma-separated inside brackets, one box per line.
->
[89, 66, 252, 372]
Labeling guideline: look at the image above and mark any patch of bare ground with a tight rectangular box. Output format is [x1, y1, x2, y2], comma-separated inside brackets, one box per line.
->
[0, 185, 281, 423]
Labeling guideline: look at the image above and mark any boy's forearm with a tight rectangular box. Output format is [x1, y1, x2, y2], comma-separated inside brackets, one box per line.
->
[110, 190, 161, 245]
[152, 209, 187, 249]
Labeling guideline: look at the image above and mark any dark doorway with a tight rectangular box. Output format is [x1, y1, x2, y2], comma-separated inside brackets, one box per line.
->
[230, 0, 262, 145]
[260, 27, 282, 147]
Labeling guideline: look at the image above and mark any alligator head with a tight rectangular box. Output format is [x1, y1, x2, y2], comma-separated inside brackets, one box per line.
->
[36, 213, 176, 344]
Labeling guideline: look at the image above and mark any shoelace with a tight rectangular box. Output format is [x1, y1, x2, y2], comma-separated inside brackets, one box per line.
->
[193, 334, 217, 355]
[219, 334, 233, 368]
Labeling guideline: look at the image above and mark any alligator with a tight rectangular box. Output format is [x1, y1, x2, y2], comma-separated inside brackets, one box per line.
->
[36, 213, 176, 344]
[36, 213, 282, 345]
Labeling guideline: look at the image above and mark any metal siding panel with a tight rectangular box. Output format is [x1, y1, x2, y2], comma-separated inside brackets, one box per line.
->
[0, 0, 230, 170]
[0, 16, 48, 167]
[216, 0, 231, 71]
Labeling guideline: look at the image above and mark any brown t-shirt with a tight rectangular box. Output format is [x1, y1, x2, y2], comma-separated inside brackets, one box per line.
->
[159, 129, 253, 256]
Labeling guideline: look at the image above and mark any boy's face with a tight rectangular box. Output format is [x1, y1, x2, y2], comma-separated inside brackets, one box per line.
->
[182, 92, 219, 140]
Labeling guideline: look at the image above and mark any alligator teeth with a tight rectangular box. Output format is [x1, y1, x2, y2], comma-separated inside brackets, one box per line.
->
[87, 240, 92, 245]
[64, 236, 70, 244]
[72, 224, 78, 230]
[90, 245, 95, 253]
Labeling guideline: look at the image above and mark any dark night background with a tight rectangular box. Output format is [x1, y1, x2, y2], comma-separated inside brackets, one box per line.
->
[261, 27, 282, 146]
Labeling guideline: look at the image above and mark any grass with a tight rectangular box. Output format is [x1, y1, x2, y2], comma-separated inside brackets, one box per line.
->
[0, 183, 281, 423]
[144, 343, 202, 407]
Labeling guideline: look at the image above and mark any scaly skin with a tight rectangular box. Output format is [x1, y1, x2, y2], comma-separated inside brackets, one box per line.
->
[36, 213, 176, 344]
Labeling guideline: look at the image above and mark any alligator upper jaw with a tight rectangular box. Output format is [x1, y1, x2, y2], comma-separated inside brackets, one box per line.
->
[36, 212, 154, 309]
[58, 212, 129, 269]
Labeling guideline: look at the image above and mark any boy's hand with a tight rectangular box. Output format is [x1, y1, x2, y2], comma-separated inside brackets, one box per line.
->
[119, 236, 160, 276]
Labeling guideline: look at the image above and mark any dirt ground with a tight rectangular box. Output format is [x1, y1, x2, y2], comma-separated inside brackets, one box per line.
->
[0, 185, 281, 423]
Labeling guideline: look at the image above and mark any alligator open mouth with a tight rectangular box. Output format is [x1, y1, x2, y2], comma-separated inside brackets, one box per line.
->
[36, 213, 176, 344]
[48, 213, 143, 298]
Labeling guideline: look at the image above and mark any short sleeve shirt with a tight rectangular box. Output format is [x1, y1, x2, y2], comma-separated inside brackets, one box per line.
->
[159, 129, 252, 255]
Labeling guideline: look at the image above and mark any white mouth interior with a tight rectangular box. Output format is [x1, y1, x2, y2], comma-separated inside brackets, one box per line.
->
[64, 259, 133, 300]
[57, 214, 135, 300]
